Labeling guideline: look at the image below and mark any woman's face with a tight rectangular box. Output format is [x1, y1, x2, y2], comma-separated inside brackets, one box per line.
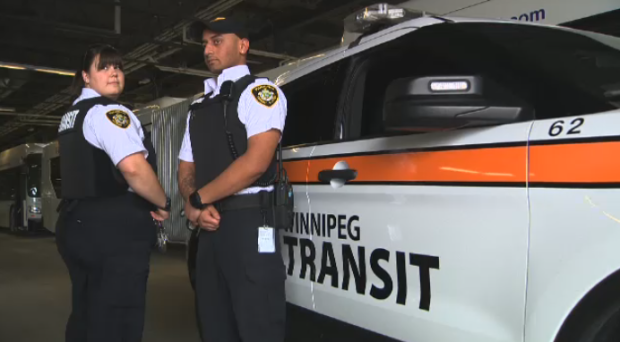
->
[82, 54, 125, 99]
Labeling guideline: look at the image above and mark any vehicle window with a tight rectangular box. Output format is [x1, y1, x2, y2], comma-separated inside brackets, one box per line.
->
[280, 60, 349, 147]
[355, 49, 467, 138]
[457, 23, 620, 119]
[50, 157, 62, 198]
[349, 22, 620, 139]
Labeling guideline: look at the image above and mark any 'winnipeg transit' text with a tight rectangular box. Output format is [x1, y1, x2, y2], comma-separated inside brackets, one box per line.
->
[282, 212, 440, 311]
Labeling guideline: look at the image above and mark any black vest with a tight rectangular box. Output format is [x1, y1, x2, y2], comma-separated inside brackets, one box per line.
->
[57, 96, 158, 200]
[189, 75, 277, 190]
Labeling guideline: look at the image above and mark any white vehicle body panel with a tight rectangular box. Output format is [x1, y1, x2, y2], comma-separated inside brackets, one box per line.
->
[0, 143, 44, 228]
[280, 145, 318, 310]
[291, 122, 532, 341]
[399, 0, 619, 25]
[525, 110, 620, 342]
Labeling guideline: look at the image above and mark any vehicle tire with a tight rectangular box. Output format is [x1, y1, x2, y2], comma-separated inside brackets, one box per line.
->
[565, 301, 620, 342]
[556, 276, 620, 342]
[27, 219, 42, 232]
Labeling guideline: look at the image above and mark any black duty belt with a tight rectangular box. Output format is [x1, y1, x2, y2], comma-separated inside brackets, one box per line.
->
[213, 191, 273, 213]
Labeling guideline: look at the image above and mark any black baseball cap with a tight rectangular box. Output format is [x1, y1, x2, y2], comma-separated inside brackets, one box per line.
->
[187, 17, 249, 43]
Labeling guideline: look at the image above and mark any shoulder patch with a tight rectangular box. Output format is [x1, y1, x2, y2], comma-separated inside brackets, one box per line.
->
[251, 84, 279, 108]
[105, 109, 131, 129]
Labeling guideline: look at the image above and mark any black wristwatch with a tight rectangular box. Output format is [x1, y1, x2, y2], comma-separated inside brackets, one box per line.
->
[159, 196, 171, 212]
[189, 191, 208, 210]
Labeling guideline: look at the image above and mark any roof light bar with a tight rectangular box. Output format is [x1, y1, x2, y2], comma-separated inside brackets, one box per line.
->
[344, 3, 427, 34]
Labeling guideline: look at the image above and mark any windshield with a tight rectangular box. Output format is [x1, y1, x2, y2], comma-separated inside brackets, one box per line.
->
[25, 154, 42, 198]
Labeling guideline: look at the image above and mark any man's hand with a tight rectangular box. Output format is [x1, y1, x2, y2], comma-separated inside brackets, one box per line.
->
[184, 201, 201, 226]
[198, 205, 221, 231]
[151, 208, 170, 222]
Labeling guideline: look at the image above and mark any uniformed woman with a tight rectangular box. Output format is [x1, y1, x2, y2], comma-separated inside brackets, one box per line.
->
[55, 44, 171, 342]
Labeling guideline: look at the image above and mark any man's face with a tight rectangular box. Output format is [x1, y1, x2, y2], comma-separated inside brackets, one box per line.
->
[202, 30, 249, 73]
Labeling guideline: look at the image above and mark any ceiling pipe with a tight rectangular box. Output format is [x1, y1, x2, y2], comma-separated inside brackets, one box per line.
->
[0, 111, 61, 119]
[154, 65, 216, 78]
[22, 120, 61, 125]
[50, 0, 192, 23]
[115, 0, 121, 34]
[21, 123, 60, 127]
[0, 13, 118, 38]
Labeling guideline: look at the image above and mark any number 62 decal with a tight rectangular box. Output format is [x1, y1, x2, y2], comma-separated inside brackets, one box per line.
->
[548, 118, 585, 137]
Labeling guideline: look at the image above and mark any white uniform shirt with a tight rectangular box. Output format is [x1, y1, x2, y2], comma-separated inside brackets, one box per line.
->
[178, 65, 288, 194]
[62, 88, 148, 192]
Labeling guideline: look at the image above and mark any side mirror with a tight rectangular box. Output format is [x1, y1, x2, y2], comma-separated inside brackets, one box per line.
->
[383, 76, 532, 131]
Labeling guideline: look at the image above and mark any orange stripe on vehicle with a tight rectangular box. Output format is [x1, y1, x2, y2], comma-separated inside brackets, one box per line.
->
[283, 159, 311, 183]
[283, 141, 620, 185]
[529, 141, 620, 183]
[285, 146, 526, 183]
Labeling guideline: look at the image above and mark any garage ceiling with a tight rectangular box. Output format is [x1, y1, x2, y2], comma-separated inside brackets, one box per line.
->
[1, 1, 618, 151]
[0, 0, 401, 150]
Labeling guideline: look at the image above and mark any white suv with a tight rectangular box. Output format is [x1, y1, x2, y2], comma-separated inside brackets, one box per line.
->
[190, 4, 620, 342]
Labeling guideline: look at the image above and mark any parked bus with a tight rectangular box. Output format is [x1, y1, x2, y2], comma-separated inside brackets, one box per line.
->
[0, 143, 46, 233]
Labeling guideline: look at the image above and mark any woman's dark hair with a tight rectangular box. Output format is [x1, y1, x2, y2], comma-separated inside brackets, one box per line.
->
[72, 44, 124, 96]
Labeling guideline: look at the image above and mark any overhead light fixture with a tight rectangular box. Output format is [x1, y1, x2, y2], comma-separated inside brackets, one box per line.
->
[0, 61, 75, 77]
[0, 64, 26, 70]
[35, 68, 76, 77]
[0, 107, 15, 112]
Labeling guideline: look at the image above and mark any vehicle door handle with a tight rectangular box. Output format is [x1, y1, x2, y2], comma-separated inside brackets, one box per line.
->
[318, 169, 358, 183]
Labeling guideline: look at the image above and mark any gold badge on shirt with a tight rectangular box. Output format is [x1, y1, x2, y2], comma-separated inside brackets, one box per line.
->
[251, 85, 279, 108]
[106, 110, 131, 129]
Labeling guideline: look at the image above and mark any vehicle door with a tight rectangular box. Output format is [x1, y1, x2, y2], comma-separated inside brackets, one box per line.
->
[303, 22, 536, 342]
[276, 59, 354, 337]
[506, 26, 620, 342]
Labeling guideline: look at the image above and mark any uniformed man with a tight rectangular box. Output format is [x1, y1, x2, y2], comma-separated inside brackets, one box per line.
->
[178, 18, 288, 342]
[55, 44, 171, 342]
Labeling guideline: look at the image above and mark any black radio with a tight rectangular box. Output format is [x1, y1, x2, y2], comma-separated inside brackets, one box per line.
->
[273, 142, 294, 230]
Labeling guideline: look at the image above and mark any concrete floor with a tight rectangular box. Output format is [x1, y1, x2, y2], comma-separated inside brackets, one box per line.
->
[0, 230, 200, 342]
[0, 230, 383, 342]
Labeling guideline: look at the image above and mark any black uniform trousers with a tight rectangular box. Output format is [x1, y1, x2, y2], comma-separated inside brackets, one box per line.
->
[195, 204, 287, 342]
[55, 192, 157, 342]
